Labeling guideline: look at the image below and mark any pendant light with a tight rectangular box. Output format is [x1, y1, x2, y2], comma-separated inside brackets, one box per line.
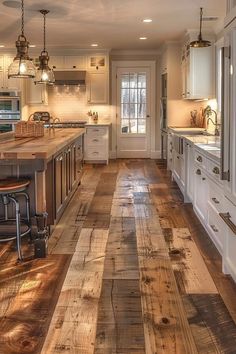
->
[8, 0, 36, 78]
[190, 8, 211, 48]
[35, 10, 55, 85]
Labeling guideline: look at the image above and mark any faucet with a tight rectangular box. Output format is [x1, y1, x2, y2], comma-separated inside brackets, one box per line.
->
[204, 105, 220, 136]
[48, 117, 61, 130]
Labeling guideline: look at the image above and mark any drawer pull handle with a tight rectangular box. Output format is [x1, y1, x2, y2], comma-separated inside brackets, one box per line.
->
[219, 212, 236, 235]
[196, 169, 201, 175]
[92, 151, 99, 154]
[197, 156, 203, 162]
[212, 166, 220, 175]
[170, 149, 173, 153]
[212, 197, 220, 204]
[210, 225, 219, 233]
[93, 139, 99, 142]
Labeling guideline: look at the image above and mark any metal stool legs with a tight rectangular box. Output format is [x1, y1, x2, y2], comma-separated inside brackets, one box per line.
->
[8, 196, 22, 261]
[0, 192, 31, 261]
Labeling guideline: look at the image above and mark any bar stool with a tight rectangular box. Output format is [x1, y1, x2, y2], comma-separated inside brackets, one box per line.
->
[0, 178, 31, 261]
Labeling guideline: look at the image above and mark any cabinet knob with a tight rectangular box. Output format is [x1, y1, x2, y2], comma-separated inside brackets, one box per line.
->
[210, 225, 219, 233]
[196, 169, 201, 175]
[202, 177, 206, 181]
[212, 197, 220, 204]
[197, 155, 203, 162]
[212, 166, 220, 175]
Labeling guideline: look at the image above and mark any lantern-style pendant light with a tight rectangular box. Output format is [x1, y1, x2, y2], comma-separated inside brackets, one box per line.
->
[35, 10, 55, 85]
[190, 8, 211, 48]
[8, 0, 36, 78]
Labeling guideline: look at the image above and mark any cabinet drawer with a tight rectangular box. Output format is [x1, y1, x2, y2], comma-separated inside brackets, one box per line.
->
[206, 159, 221, 184]
[194, 150, 206, 168]
[208, 203, 224, 254]
[86, 127, 107, 137]
[86, 135, 107, 147]
[208, 181, 224, 213]
[85, 148, 106, 160]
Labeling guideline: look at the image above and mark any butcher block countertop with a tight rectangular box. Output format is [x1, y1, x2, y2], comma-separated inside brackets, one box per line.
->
[0, 128, 85, 160]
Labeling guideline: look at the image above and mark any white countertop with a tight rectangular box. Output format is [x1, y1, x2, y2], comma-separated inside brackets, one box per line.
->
[184, 135, 221, 162]
[85, 122, 111, 127]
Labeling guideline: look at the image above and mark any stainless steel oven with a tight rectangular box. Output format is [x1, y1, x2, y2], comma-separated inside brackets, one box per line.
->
[0, 91, 21, 121]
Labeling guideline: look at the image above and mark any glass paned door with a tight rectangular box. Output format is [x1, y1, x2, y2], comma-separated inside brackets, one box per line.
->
[120, 73, 147, 134]
[117, 67, 151, 158]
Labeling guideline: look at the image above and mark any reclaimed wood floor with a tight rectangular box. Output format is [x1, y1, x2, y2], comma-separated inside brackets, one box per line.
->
[1, 159, 236, 353]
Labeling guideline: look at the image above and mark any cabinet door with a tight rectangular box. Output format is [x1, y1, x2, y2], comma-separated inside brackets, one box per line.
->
[87, 55, 107, 71]
[55, 153, 63, 215]
[50, 56, 64, 70]
[26, 79, 48, 105]
[186, 144, 194, 201]
[87, 72, 108, 104]
[0, 56, 4, 90]
[194, 168, 208, 222]
[64, 56, 86, 70]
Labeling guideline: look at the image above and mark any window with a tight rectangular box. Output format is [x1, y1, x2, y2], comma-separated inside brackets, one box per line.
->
[120, 72, 147, 134]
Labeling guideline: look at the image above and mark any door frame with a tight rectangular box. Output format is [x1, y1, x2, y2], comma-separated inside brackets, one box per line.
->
[111, 60, 156, 159]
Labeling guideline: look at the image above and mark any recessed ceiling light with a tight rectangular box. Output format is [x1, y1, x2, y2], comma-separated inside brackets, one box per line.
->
[143, 18, 152, 23]
[91, 43, 98, 47]
[139, 37, 147, 40]
[3, 0, 21, 8]
[0, 45, 5, 48]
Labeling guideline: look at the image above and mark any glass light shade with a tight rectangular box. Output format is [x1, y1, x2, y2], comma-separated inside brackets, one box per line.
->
[8, 58, 36, 78]
[35, 67, 55, 84]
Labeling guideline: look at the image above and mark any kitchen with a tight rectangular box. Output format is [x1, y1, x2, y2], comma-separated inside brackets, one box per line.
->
[0, 0, 236, 353]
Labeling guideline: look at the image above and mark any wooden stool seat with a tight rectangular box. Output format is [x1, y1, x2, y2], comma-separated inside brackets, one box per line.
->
[0, 179, 30, 194]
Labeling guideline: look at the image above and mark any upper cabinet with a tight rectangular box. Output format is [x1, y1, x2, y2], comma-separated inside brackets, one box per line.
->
[181, 44, 215, 100]
[86, 54, 109, 104]
[0, 55, 23, 91]
[225, 0, 236, 27]
[26, 79, 48, 105]
[50, 56, 87, 70]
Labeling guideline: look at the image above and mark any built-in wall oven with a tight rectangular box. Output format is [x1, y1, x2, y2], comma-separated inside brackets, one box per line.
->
[0, 91, 21, 133]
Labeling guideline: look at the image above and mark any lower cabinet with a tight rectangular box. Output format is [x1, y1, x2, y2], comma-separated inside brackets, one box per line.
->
[84, 125, 109, 164]
[194, 167, 208, 223]
[54, 136, 83, 220]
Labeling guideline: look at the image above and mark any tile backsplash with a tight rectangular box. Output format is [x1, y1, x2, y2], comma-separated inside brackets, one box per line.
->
[28, 85, 111, 122]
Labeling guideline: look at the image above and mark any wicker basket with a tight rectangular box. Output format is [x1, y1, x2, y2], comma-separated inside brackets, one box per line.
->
[15, 116, 44, 138]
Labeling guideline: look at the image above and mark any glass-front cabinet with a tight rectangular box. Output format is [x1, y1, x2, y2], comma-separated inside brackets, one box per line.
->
[227, 0, 236, 13]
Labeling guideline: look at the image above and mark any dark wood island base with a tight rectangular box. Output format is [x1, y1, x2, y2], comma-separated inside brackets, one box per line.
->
[0, 128, 85, 228]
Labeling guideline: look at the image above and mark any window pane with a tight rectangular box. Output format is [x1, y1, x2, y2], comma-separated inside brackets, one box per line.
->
[130, 89, 137, 103]
[137, 104, 146, 118]
[138, 73, 146, 88]
[121, 89, 129, 103]
[138, 89, 146, 103]
[121, 119, 129, 134]
[129, 104, 137, 118]
[130, 119, 138, 133]
[121, 74, 129, 88]
[138, 119, 146, 133]
[129, 73, 138, 88]
[121, 104, 129, 118]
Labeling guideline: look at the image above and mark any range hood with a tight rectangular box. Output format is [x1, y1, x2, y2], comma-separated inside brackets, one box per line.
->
[54, 70, 86, 86]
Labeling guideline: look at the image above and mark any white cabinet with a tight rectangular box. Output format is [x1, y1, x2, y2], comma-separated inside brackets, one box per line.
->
[0, 55, 23, 91]
[87, 55, 107, 72]
[185, 141, 194, 202]
[221, 21, 236, 205]
[87, 71, 109, 104]
[26, 79, 48, 105]
[194, 166, 208, 223]
[181, 44, 215, 99]
[50, 56, 64, 70]
[64, 56, 86, 70]
[167, 132, 173, 171]
[161, 49, 167, 74]
[84, 125, 110, 164]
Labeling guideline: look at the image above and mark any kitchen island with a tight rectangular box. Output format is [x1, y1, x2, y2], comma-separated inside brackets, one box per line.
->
[0, 128, 85, 226]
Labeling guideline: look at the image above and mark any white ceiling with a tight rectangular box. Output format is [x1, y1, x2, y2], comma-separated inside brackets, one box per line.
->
[0, 0, 226, 50]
